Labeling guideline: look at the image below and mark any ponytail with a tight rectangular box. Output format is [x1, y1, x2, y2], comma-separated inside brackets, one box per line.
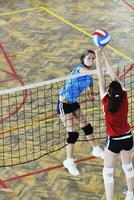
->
[107, 81, 124, 113]
[107, 95, 122, 113]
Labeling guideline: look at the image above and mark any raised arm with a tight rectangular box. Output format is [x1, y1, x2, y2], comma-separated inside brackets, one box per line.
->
[79, 66, 96, 74]
[95, 48, 105, 99]
[102, 47, 117, 80]
[102, 47, 126, 90]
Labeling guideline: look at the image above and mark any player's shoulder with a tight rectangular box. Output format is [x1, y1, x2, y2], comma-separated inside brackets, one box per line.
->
[72, 63, 84, 73]
[76, 63, 84, 68]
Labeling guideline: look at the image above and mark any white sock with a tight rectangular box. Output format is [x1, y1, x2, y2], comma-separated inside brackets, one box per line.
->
[93, 146, 99, 149]
[66, 158, 73, 161]
[127, 191, 134, 196]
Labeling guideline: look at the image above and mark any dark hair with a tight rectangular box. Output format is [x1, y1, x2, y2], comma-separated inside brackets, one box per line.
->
[80, 49, 95, 65]
[107, 81, 124, 113]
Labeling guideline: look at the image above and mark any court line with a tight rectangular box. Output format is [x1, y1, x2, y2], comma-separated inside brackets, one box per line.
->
[122, 0, 134, 11]
[0, 4, 133, 190]
[0, 7, 40, 16]
[0, 5, 133, 132]
[0, 63, 133, 136]
[0, 7, 133, 60]
[0, 44, 29, 124]
[0, 179, 9, 189]
[3, 156, 96, 183]
[1, 94, 134, 137]
[0, 44, 18, 77]
[40, 6, 133, 61]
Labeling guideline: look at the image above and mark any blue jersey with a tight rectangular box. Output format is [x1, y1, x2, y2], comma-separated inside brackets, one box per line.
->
[59, 64, 93, 102]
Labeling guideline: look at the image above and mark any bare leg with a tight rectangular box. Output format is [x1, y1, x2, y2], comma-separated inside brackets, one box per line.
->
[60, 112, 80, 176]
[73, 109, 104, 159]
[121, 150, 134, 193]
[103, 148, 117, 200]
[86, 134, 98, 147]
[66, 143, 74, 159]
[60, 112, 76, 159]
[73, 109, 98, 145]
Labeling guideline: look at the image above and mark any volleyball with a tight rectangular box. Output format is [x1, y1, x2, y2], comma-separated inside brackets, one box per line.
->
[93, 29, 110, 47]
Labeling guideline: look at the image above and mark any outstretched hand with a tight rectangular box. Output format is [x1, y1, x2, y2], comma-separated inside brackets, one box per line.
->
[95, 47, 104, 55]
[86, 93, 95, 101]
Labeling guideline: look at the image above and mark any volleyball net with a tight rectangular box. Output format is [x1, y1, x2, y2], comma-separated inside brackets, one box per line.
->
[0, 61, 134, 167]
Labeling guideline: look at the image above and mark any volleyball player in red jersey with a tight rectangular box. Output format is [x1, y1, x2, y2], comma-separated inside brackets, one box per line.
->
[95, 47, 134, 200]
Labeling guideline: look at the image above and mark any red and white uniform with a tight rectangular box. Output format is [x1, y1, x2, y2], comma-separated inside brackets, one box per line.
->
[102, 91, 131, 137]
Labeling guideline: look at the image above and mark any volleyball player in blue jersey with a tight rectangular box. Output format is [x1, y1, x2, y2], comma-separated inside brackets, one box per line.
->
[57, 49, 104, 176]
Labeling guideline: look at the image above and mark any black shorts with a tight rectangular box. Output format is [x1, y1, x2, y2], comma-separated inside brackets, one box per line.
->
[57, 100, 80, 114]
[105, 132, 133, 154]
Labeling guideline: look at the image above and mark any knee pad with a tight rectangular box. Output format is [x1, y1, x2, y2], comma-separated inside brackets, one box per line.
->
[82, 123, 93, 135]
[67, 132, 79, 144]
[122, 163, 134, 178]
[103, 167, 114, 183]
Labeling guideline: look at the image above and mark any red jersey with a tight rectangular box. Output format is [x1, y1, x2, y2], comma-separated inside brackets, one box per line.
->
[102, 91, 131, 137]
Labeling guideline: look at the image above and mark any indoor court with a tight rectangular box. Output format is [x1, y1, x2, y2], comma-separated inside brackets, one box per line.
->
[0, 1, 134, 200]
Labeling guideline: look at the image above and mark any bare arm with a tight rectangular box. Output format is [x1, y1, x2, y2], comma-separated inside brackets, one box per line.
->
[95, 49, 105, 99]
[79, 66, 96, 74]
[102, 48, 117, 80]
[85, 85, 95, 101]
[87, 84, 93, 94]
[102, 47, 126, 90]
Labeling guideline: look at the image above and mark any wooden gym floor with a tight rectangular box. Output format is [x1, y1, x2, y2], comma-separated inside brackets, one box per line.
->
[0, 0, 134, 200]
